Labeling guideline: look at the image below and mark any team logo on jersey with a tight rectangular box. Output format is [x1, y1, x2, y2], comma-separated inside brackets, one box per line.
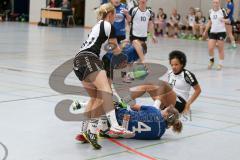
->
[115, 13, 125, 23]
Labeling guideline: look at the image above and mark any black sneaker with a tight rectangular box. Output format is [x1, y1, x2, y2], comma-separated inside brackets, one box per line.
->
[99, 130, 110, 138]
[83, 131, 102, 150]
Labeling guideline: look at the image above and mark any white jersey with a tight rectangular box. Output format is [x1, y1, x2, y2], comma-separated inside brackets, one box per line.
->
[80, 20, 115, 59]
[129, 7, 153, 41]
[209, 8, 228, 33]
[187, 15, 195, 27]
[168, 69, 198, 102]
[126, 0, 137, 10]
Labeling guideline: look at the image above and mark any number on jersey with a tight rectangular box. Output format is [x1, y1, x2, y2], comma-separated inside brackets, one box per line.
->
[132, 122, 151, 133]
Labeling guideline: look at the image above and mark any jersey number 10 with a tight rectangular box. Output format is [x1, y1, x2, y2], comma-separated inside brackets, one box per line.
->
[141, 17, 146, 22]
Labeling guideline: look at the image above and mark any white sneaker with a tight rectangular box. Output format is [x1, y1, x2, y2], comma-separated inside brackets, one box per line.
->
[216, 64, 223, 70]
[107, 126, 135, 138]
[69, 100, 85, 114]
[208, 61, 214, 70]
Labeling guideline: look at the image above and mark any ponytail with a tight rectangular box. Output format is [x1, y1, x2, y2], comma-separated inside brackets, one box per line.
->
[97, 3, 115, 20]
[165, 105, 183, 133]
[172, 120, 183, 133]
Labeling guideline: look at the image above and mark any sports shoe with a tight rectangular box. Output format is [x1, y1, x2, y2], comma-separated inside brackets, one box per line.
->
[216, 64, 223, 70]
[75, 134, 88, 143]
[69, 100, 84, 114]
[228, 44, 237, 49]
[107, 126, 135, 138]
[83, 131, 102, 149]
[208, 61, 214, 70]
[99, 129, 110, 138]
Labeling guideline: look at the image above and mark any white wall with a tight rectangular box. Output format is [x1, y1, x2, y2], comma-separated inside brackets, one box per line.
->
[84, 0, 99, 27]
[29, 0, 46, 23]
[82, 0, 240, 27]
[148, 0, 177, 16]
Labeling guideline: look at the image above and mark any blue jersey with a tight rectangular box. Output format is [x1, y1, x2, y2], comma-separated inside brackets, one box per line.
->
[101, 0, 108, 4]
[227, 2, 234, 21]
[114, 3, 127, 37]
[105, 44, 139, 64]
[116, 106, 166, 140]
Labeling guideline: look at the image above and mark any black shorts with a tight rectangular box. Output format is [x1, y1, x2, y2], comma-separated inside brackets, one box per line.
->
[209, 32, 226, 41]
[175, 96, 186, 113]
[116, 35, 126, 44]
[73, 52, 104, 81]
[181, 25, 193, 31]
[130, 35, 147, 42]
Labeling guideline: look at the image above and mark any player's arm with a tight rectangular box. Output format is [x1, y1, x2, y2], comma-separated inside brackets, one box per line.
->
[203, 20, 211, 38]
[123, 8, 132, 23]
[184, 72, 201, 114]
[107, 24, 122, 55]
[108, 38, 122, 55]
[220, 9, 230, 23]
[148, 20, 157, 43]
[184, 84, 201, 113]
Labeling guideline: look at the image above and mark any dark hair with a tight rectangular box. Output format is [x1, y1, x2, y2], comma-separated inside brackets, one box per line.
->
[169, 50, 187, 68]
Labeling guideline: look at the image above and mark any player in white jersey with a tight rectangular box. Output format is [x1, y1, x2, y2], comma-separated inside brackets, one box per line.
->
[168, 51, 201, 114]
[181, 7, 196, 39]
[73, 3, 133, 149]
[203, 0, 229, 70]
[128, 0, 157, 64]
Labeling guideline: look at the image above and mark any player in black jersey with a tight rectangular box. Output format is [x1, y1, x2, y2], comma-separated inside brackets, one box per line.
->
[73, 3, 134, 150]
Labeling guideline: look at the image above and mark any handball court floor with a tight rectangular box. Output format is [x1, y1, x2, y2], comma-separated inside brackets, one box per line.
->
[0, 22, 240, 160]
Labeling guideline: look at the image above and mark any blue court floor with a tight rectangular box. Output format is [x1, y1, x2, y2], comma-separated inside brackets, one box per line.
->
[0, 22, 240, 160]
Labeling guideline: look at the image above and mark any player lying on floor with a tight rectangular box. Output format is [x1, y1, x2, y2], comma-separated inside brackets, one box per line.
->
[71, 82, 182, 145]
[102, 39, 148, 82]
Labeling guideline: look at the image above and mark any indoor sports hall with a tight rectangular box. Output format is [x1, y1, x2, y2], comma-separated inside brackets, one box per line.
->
[0, 0, 240, 160]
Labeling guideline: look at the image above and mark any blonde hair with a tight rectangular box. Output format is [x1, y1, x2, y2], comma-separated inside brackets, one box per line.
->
[97, 3, 115, 20]
[165, 106, 183, 133]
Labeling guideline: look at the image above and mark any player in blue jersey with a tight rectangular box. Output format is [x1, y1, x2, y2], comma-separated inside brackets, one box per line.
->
[114, 103, 181, 140]
[105, 82, 182, 140]
[225, 0, 237, 49]
[110, 0, 131, 43]
[103, 40, 147, 80]
[73, 82, 182, 141]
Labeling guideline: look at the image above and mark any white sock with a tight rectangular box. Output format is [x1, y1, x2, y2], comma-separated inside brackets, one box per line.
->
[106, 110, 120, 128]
[79, 101, 88, 108]
[97, 116, 109, 132]
[88, 119, 98, 134]
[153, 99, 161, 109]
[79, 121, 88, 134]
[209, 56, 214, 60]
[219, 60, 224, 66]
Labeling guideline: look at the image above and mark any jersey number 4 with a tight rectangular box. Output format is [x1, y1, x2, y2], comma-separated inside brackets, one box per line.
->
[132, 122, 151, 133]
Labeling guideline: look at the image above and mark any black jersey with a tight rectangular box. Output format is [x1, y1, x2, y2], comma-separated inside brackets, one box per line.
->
[79, 20, 115, 58]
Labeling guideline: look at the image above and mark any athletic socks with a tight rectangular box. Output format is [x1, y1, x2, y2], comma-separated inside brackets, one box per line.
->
[87, 119, 99, 134]
[80, 121, 89, 134]
[97, 116, 109, 132]
[219, 60, 223, 66]
[153, 99, 161, 109]
[209, 56, 214, 63]
[106, 110, 121, 128]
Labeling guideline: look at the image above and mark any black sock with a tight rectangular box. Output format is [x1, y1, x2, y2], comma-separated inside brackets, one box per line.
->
[210, 58, 214, 63]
